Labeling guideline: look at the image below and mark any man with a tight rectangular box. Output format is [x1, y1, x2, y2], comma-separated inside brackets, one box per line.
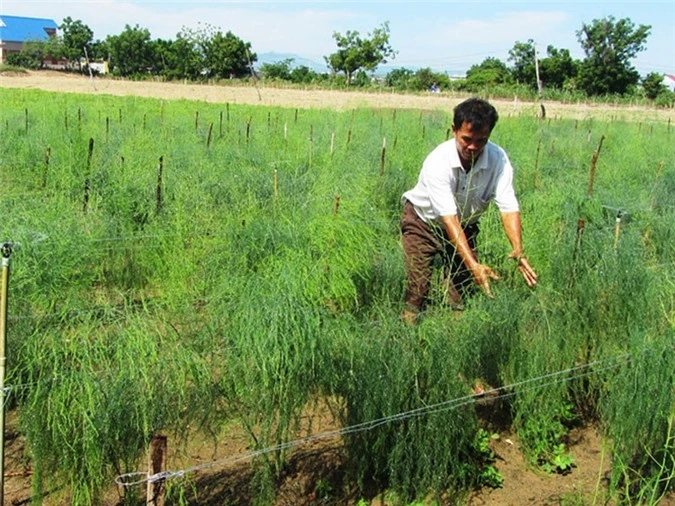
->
[400, 98, 537, 324]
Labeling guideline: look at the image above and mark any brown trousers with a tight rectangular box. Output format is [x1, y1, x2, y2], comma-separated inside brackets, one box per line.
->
[400, 200, 479, 311]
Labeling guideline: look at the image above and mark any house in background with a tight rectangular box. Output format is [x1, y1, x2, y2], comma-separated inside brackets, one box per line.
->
[0, 15, 58, 65]
[663, 74, 675, 93]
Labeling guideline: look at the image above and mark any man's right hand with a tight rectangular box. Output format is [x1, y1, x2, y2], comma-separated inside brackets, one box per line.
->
[471, 263, 500, 298]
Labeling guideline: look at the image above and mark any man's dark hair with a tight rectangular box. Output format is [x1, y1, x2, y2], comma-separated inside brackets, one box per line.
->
[453, 98, 499, 132]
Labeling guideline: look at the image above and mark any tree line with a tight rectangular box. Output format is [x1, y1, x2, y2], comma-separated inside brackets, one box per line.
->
[5, 15, 673, 106]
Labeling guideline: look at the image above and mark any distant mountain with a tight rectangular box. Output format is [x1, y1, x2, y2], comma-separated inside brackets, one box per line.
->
[255, 52, 329, 74]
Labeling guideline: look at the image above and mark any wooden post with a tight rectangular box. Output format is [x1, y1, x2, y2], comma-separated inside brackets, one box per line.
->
[146, 435, 167, 506]
[0, 243, 14, 506]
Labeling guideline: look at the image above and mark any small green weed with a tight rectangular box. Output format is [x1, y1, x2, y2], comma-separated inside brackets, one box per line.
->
[474, 429, 504, 488]
[541, 443, 576, 474]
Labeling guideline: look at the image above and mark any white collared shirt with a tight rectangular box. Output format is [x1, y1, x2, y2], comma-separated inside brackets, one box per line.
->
[402, 139, 520, 225]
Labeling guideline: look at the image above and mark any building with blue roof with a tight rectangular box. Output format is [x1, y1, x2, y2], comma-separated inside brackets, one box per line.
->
[0, 15, 58, 64]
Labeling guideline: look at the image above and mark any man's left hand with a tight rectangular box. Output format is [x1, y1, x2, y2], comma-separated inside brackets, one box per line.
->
[509, 252, 538, 288]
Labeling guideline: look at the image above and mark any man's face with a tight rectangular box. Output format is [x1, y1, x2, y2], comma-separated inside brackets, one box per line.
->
[452, 122, 491, 166]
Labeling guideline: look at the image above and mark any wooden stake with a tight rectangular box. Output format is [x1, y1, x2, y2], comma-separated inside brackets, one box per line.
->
[309, 125, 314, 166]
[380, 137, 387, 176]
[571, 134, 605, 284]
[587, 134, 605, 197]
[330, 132, 335, 157]
[83, 138, 94, 214]
[42, 147, 51, 189]
[273, 166, 278, 200]
[207, 122, 213, 148]
[649, 160, 664, 211]
[613, 216, 622, 252]
[146, 435, 167, 506]
[533, 139, 542, 188]
[333, 195, 341, 217]
[155, 156, 164, 216]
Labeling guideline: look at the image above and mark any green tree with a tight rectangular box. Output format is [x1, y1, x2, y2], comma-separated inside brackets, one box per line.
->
[59, 17, 94, 70]
[6, 39, 49, 69]
[261, 59, 293, 81]
[289, 65, 319, 84]
[203, 29, 254, 79]
[464, 57, 511, 90]
[641, 72, 666, 100]
[540, 46, 578, 89]
[385, 67, 415, 89]
[508, 39, 537, 85]
[325, 22, 396, 85]
[88, 39, 108, 61]
[169, 30, 207, 80]
[508, 40, 578, 91]
[106, 25, 154, 77]
[576, 16, 651, 95]
[175, 23, 253, 80]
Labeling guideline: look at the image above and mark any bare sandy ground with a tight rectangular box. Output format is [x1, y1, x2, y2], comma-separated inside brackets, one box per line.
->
[1, 70, 673, 123]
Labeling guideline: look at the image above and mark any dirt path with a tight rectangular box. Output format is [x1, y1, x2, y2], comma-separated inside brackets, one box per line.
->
[1, 70, 673, 124]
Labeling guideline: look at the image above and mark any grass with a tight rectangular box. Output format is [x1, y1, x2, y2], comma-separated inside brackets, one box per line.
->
[0, 86, 672, 504]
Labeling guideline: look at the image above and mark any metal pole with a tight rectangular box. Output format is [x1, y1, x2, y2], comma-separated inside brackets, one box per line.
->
[0, 242, 13, 506]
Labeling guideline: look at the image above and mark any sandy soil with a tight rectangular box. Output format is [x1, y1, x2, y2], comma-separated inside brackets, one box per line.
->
[1, 70, 673, 124]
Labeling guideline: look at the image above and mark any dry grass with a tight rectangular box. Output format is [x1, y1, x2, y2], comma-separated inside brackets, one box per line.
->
[1, 69, 673, 123]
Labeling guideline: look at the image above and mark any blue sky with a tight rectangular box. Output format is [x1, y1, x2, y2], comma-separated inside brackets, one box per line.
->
[2, 0, 673, 75]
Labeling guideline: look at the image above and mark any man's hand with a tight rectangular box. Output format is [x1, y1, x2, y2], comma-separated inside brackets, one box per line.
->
[509, 252, 538, 287]
[470, 263, 500, 298]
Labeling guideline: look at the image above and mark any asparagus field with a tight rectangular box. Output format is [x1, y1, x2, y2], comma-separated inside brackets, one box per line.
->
[0, 86, 673, 505]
